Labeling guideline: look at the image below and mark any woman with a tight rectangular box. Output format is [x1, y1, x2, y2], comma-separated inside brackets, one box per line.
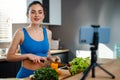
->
[7, 1, 59, 78]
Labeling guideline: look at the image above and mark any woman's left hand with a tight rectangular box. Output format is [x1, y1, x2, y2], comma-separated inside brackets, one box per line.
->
[47, 56, 61, 62]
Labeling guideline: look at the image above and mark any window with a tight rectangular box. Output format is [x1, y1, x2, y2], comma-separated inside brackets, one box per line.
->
[0, 0, 12, 42]
[0, 0, 26, 42]
[9, 0, 27, 23]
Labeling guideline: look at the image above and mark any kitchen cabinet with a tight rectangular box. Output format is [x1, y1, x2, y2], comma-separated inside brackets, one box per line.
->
[47, 0, 61, 25]
[0, 61, 21, 78]
[51, 49, 69, 64]
[53, 52, 68, 64]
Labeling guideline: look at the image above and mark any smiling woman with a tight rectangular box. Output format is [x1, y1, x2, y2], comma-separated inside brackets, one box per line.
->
[6, 1, 60, 78]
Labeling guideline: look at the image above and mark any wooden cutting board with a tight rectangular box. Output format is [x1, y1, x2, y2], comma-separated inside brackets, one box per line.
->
[59, 69, 71, 80]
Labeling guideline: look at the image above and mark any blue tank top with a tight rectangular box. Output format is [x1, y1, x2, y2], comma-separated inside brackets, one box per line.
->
[20, 27, 49, 57]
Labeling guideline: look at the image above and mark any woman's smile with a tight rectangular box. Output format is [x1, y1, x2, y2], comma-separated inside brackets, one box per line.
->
[34, 18, 40, 21]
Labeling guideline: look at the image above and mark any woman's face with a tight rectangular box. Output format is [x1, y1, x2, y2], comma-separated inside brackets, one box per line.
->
[27, 4, 45, 25]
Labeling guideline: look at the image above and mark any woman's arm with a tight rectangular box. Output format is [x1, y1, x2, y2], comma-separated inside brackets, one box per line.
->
[46, 28, 52, 56]
[46, 28, 61, 62]
[7, 28, 28, 62]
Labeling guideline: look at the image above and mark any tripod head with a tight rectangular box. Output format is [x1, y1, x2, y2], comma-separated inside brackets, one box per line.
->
[90, 25, 100, 50]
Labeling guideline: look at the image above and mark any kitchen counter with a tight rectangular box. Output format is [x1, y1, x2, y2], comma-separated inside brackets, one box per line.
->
[0, 58, 120, 80]
[0, 49, 69, 62]
[0, 49, 69, 78]
[50, 49, 69, 54]
[64, 58, 120, 80]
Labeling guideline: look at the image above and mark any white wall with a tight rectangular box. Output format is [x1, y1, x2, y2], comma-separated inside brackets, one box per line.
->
[50, 0, 120, 61]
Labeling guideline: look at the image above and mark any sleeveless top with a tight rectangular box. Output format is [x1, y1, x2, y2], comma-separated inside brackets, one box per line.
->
[20, 27, 49, 57]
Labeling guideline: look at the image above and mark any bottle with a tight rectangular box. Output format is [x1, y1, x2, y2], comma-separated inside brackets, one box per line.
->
[114, 44, 120, 59]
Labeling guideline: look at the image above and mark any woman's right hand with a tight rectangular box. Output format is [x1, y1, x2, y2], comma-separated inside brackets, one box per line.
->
[26, 54, 47, 64]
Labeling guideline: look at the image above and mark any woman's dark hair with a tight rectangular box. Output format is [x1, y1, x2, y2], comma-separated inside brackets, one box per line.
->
[27, 1, 46, 15]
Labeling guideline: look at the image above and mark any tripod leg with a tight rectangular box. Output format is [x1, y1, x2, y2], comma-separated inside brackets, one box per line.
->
[81, 64, 94, 80]
[92, 63, 96, 78]
[96, 63, 115, 79]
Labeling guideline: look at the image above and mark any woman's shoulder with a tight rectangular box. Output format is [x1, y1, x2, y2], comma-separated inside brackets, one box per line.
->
[11, 28, 25, 44]
[45, 28, 52, 35]
[15, 28, 24, 35]
[13, 28, 25, 39]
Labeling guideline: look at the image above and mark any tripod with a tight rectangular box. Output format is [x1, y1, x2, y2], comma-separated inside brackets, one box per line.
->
[80, 25, 115, 80]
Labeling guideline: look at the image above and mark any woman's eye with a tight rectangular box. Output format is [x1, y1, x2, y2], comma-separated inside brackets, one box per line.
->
[39, 11, 43, 14]
[31, 11, 35, 14]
